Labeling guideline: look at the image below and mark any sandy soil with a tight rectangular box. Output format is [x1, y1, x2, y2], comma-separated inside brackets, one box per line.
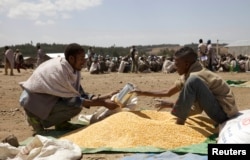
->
[1, 68, 250, 159]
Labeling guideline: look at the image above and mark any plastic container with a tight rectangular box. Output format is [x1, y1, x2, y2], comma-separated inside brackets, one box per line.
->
[115, 83, 135, 107]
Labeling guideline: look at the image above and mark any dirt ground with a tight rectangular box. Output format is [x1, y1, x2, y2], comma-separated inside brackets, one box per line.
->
[1, 68, 250, 159]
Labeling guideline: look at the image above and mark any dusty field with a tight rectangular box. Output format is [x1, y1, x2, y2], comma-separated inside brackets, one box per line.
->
[1, 68, 250, 159]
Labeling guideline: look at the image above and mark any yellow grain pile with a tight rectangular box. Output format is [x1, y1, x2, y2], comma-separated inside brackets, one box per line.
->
[60, 110, 217, 149]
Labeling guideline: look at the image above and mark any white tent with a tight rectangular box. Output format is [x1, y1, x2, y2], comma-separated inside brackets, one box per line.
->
[46, 53, 88, 59]
[46, 53, 64, 58]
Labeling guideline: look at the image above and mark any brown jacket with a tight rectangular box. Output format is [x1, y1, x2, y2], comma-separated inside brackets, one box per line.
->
[175, 61, 239, 118]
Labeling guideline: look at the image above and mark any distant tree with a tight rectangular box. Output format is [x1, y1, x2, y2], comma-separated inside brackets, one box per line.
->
[159, 48, 175, 58]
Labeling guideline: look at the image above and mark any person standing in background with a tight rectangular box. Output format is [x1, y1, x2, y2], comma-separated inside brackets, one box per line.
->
[4, 46, 14, 76]
[86, 47, 95, 71]
[197, 39, 207, 68]
[130, 45, 138, 73]
[14, 49, 26, 73]
[206, 40, 217, 71]
[36, 44, 46, 67]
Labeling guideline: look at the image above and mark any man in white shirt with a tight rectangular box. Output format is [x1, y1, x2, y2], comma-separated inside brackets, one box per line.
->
[4, 46, 14, 76]
[197, 39, 207, 67]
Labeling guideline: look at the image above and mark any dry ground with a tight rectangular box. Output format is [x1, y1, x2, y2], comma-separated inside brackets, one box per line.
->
[1, 68, 250, 159]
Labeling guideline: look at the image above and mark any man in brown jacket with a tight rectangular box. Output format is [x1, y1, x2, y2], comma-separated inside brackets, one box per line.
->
[132, 47, 239, 125]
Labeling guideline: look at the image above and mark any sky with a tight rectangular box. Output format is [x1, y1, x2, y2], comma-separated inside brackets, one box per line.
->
[1, 0, 250, 48]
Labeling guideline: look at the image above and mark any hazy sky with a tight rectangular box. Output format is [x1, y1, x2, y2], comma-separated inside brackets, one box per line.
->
[1, 0, 250, 47]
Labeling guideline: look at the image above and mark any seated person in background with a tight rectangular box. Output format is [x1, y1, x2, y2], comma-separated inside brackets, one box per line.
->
[118, 56, 130, 73]
[131, 47, 239, 125]
[229, 55, 239, 72]
[19, 43, 119, 133]
[89, 57, 101, 74]
[162, 56, 175, 73]
[217, 54, 230, 72]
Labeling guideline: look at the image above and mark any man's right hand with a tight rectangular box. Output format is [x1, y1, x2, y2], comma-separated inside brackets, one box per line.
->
[104, 99, 120, 110]
[154, 99, 174, 111]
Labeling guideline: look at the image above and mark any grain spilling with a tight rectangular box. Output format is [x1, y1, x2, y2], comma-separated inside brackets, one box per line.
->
[60, 110, 217, 149]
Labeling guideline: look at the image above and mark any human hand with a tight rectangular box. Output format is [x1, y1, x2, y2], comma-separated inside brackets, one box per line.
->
[129, 88, 141, 95]
[104, 99, 120, 110]
[154, 99, 173, 111]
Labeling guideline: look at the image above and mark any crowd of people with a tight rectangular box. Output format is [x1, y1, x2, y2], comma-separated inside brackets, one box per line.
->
[3, 41, 249, 77]
[84, 43, 250, 75]
[86, 48, 169, 74]
[197, 38, 250, 73]
[2, 43, 49, 75]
